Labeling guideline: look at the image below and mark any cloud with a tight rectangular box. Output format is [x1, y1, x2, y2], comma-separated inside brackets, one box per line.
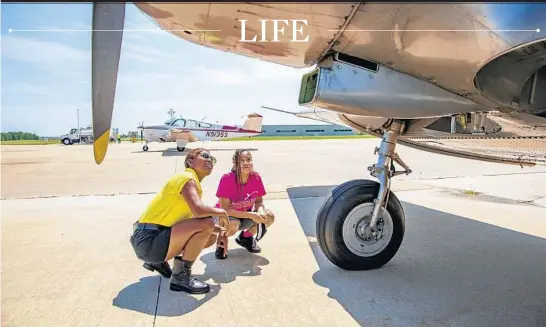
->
[121, 41, 179, 63]
[2, 35, 87, 64]
[1, 102, 91, 136]
[1, 82, 51, 96]
[189, 65, 249, 86]
[33, 21, 92, 34]
[1, 35, 88, 79]
[250, 59, 315, 80]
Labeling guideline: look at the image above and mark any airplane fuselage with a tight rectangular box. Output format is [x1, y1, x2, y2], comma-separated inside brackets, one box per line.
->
[138, 116, 263, 150]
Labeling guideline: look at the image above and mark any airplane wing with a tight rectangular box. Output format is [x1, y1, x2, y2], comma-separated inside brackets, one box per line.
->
[169, 128, 201, 143]
[260, 105, 369, 128]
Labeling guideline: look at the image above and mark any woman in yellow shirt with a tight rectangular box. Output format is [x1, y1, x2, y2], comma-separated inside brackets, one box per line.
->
[130, 148, 230, 294]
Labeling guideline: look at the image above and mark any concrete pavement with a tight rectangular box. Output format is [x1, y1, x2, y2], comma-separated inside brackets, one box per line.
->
[2, 139, 545, 327]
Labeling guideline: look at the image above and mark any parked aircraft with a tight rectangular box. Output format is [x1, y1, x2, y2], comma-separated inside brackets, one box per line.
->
[137, 113, 263, 152]
[89, 3, 546, 272]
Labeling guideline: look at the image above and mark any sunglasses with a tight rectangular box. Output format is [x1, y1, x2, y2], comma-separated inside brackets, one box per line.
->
[200, 152, 217, 164]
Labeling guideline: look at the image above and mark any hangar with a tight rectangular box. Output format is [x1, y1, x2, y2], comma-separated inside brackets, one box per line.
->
[259, 124, 357, 137]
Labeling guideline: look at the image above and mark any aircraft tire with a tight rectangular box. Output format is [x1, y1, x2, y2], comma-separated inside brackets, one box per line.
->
[143, 145, 148, 151]
[177, 146, 185, 152]
[316, 179, 405, 271]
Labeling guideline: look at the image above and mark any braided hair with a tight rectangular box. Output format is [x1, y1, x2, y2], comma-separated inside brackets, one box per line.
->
[184, 148, 206, 169]
[232, 149, 252, 201]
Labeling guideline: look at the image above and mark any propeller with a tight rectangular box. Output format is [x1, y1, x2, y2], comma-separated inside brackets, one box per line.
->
[91, 3, 126, 164]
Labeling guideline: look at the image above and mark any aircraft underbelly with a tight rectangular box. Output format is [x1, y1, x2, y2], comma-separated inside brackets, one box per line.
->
[136, 3, 546, 114]
[134, 2, 353, 67]
[333, 3, 546, 110]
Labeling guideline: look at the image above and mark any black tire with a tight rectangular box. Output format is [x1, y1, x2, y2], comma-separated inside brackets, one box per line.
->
[177, 146, 185, 152]
[143, 145, 149, 151]
[316, 179, 405, 271]
[62, 138, 72, 145]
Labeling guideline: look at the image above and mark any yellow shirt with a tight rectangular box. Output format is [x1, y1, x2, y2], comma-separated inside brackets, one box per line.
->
[138, 168, 202, 227]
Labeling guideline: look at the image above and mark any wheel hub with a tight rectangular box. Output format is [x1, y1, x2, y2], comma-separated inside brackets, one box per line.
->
[342, 203, 393, 257]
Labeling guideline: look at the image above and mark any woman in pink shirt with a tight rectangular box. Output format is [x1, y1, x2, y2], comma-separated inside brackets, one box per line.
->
[214, 149, 275, 259]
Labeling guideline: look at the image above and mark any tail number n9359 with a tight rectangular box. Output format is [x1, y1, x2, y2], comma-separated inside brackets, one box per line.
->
[206, 131, 228, 138]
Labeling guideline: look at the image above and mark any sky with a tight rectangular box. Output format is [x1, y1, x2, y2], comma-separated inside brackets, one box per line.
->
[1, 3, 323, 137]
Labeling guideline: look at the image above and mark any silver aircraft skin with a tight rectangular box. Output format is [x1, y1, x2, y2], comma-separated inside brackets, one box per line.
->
[89, 3, 546, 271]
[123, 2, 546, 165]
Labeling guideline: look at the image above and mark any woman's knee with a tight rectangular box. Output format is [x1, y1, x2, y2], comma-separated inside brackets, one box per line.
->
[229, 220, 240, 235]
[204, 234, 217, 248]
[202, 217, 215, 232]
[266, 210, 275, 227]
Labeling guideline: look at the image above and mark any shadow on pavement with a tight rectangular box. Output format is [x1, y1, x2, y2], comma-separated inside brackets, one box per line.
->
[112, 249, 269, 317]
[112, 276, 162, 316]
[199, 248, 270, 284]
[286, 185, 546, 327]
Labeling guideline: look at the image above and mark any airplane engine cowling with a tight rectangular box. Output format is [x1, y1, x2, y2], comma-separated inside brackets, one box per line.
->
[299, 53, 481, 119]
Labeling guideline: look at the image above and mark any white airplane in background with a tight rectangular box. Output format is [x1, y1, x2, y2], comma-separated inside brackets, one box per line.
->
[138, 113, 263, 152]
[88, 3, 546, 272]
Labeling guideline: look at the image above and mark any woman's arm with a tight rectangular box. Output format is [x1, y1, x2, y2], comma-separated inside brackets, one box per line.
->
[218, 197, 257, 219]
[254, 196, 265, 213]
[182, 180, 229, 223]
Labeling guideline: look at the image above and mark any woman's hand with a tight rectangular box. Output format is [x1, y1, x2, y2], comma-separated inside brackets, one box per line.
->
[218, 211, 230, 230]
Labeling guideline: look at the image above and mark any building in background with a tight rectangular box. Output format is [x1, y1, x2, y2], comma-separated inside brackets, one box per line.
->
[259, 124, 357, 137]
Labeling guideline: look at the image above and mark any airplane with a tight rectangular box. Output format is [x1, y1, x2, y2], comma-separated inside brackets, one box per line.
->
[89, 3, 546, 272]
[137, 113, 264, 152]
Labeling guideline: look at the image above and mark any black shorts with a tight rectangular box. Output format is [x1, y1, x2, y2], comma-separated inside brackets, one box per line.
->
[130, 222, 171, 263]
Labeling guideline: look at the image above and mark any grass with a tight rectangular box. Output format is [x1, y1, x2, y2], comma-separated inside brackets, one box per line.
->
[0, 139, 61, 145]
[218, 134, 375, 141]
[1, 135, 374, 145]
[462, 189, 481, 196]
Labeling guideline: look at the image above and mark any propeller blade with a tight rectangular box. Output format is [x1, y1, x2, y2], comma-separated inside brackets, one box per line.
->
[91, 3, 125, 164]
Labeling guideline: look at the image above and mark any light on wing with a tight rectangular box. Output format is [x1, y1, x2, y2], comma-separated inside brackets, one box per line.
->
[91, 3, 125, 164]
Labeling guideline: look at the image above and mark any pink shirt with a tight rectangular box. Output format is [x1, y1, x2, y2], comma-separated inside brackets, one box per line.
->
[215, 171, 266, 211]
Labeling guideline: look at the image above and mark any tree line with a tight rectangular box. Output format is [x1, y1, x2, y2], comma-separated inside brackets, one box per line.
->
[1, 132, 40, 141]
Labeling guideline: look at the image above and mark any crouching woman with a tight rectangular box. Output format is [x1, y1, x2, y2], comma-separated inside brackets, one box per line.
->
[214, 149, 275, 259]
[130, 148, 230, 294]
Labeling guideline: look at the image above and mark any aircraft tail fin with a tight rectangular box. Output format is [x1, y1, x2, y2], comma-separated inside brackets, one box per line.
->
[242, 113, 263, 132]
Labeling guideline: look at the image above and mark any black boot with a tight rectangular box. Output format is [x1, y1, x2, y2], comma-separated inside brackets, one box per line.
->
[235, 231, 261, 253]
[215, 234, 228, 260]
[143, 261, 172, 278]
[170, 256, 210, 294]
[215, 246, 227, 260]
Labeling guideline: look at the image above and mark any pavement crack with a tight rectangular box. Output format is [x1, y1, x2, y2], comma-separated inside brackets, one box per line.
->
[153, 276, 162, 327]
[1, 192, 158, 200]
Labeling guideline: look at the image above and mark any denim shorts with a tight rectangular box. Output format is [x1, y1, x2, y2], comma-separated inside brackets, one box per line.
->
[130, 222, 171, 263]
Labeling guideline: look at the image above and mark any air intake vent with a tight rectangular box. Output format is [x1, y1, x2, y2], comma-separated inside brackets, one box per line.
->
[335, 52, 379, 72]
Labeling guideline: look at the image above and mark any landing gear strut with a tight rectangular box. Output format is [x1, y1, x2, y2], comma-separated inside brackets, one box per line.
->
[316, 120, 412, 270]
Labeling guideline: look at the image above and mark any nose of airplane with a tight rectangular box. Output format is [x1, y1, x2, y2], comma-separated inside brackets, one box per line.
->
[91, 3, 125, 164]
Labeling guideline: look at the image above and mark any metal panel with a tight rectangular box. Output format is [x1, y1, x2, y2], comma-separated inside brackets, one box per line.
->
[300, 59, 480, 118]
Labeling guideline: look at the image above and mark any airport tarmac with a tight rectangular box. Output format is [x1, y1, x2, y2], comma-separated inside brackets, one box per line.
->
[2, 139, 546, 327]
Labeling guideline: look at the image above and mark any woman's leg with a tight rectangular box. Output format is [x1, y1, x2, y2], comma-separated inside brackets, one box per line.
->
[164, 218, 215, 260]
[165, 218, 215, 294]
[215, 219, 240, 259]
[228, 219, 241, 236]
[237, 209, 275, 253]
[247, 209, 275, 235]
